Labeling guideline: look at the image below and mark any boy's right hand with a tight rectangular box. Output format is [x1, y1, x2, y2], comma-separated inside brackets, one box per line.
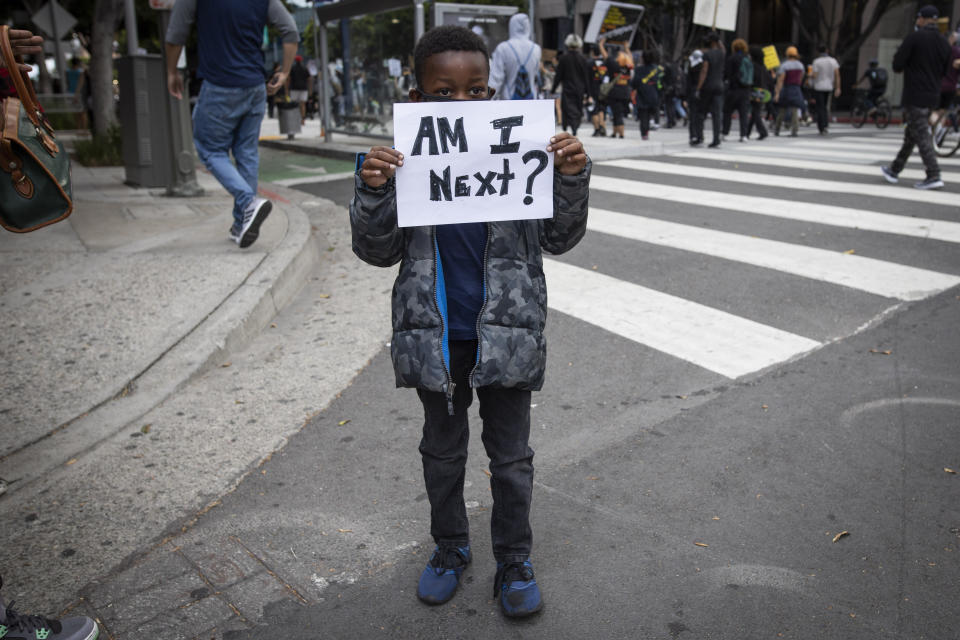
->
[360, 146, 404, 188]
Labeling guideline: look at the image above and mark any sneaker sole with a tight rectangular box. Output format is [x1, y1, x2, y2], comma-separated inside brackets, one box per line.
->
[502, 598, 544, 618]
[881, 172, 898, 184]
[240, 201, 273, 249]
[915, 182, 944, 190]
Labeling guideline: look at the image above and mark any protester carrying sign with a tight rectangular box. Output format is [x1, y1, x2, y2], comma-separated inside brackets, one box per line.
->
[350, 24, 591, 620]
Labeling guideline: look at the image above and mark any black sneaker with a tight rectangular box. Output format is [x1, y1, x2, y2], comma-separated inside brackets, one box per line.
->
[0, 578, 98, 640]
[880, 166, 899, 184]
[914, 176, 944, 190]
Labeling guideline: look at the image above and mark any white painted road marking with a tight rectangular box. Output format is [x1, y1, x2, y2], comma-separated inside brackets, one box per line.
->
[589, 174, 960, 244]
[677, 151, 960, 183]
[586, 208, 960, 300]
[543, 259, 822, 379]
[601, 159, 959, 207]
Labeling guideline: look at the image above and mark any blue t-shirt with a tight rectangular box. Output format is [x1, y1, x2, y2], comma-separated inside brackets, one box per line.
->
[436, 222, 487, 341]
[196, 0, 270, 88]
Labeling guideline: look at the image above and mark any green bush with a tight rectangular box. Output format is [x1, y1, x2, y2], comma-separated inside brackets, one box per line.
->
[71, 126, 123, 167]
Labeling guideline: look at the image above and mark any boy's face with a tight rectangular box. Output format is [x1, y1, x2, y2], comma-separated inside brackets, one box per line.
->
[410, 50, 494, 102]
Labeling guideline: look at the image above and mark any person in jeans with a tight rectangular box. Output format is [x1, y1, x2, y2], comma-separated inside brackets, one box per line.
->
[722, 38, 751, 142]
[350, 25, 590, 618]
[696, 32, 725, 147]
[810, 45, 841, 134]
[774, 46, 805, 137]
[881, 5, 952, 190]
[165, 0, 298, 248]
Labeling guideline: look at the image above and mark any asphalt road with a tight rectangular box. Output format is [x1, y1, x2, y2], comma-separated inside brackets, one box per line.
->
[34, 127, 958, 639]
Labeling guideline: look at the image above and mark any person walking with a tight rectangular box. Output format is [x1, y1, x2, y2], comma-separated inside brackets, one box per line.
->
[746, 45, 770, 140]
[631, 48, 661, 140]
[599, 37, 634, 139]
[810, 45, 841, 134]
[288, 55, 310, 124]
[552, 33, 591, 136]
[489, 14, 541, 101]
[696, 32, 725, 148]
[773, 46, 805, 137]
[585, 43, 608, 136]
[881, 5, 952, 190]
[685, 48, 704, 145]
[722, 38, 752, 142]
[165, 0, 298, 249]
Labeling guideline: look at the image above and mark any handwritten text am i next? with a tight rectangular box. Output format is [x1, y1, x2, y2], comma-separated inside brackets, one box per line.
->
[393, 100, 556, 227]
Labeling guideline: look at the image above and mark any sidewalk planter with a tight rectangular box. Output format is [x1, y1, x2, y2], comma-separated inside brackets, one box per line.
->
[277, 102, 301, 139]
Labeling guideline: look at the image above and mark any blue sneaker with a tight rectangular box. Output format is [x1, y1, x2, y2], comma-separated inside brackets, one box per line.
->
[416, 544, 471, 605]
[494, 559, 543, 618]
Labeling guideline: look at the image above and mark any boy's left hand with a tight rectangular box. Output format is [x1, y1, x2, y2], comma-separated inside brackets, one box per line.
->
[547, 133, 587, 176]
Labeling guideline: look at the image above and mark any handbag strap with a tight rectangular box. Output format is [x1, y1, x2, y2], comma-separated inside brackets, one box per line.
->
[0, 25, 44, 130]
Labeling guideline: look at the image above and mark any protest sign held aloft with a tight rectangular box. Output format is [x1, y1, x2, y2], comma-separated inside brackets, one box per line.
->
[393, 100, 555, 228]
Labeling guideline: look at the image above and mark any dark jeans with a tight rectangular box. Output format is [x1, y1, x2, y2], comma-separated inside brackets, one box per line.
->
[638, 105, 652, 136]
[891, 105, 940, 179]
[747, 100, 767, 138]
[688, 95, 703, 142]
[699, 89, 724, 144]
[723, 87, 750, 138]
[417, 340, 534, 563]
[814, 90, 832, 132]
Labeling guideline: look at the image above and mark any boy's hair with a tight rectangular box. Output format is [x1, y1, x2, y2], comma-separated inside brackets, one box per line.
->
[413, 25, 489, 88]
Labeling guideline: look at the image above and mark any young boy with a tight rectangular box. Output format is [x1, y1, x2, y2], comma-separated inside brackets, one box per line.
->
[349, 25, 591, 618]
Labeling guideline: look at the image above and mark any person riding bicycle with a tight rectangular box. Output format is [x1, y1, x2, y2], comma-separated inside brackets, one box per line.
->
[856, 59, 888, 112]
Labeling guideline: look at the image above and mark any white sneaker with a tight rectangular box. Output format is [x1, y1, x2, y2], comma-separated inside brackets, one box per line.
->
[914, 176, 944, 190]
[238, 197, 272, 249]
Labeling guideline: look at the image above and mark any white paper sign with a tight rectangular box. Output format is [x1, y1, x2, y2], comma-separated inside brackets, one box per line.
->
[393, 100, 555, 228]
[692, 0, 739, 32]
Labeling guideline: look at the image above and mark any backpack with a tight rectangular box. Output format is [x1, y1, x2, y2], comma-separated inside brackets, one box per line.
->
[871, 68, 888, 88]
[507, 42, 535, 99]
[738, 54, 754, 87]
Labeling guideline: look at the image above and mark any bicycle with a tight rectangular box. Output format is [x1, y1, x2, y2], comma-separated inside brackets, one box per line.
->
[932, 102, 960, 157]
[850, 88, 891, 129]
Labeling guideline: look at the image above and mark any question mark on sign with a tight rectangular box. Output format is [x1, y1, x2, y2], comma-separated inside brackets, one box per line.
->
[522, 150, 548, 205]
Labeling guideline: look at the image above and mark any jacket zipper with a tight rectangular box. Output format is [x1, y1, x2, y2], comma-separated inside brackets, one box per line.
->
[432, 228, 456, 415]
[468, 223, 492, 389]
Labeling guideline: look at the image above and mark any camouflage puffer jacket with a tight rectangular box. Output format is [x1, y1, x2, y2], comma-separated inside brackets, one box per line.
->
[349, 162, 591, 399]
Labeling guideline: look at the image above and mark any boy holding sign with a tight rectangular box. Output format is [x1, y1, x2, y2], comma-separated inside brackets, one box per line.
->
[350, 26, 591, 618]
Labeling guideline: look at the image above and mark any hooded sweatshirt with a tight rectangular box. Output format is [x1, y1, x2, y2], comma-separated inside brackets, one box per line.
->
[490, 14, 542, 100]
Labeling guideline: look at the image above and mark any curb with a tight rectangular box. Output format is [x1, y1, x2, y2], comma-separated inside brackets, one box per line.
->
[0, 189, 319, 495]
[259, 138, 359, 163]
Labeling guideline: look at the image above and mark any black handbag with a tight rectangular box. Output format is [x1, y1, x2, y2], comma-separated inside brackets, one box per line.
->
[0, 25, 73, 233]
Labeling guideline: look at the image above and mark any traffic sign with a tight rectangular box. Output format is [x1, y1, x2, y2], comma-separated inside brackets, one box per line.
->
[31, 1, 76, 40]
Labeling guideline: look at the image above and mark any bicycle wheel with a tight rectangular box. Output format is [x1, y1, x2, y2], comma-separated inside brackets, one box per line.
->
[851, 104, 867, 128]
[875, 102, 891, 129]
[939, 114, 960, 157]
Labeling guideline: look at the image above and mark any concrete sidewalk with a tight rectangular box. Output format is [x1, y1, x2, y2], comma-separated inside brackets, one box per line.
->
[0, 164, 316, 496]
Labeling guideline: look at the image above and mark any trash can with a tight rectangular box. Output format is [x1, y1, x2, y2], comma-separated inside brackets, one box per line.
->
[277, 101, 301, 139]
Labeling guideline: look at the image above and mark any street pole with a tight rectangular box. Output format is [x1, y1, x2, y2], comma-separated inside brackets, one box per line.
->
[125, 0, 139, 54]
[414, 0, 425, 44]
[158, 9, 203, 197]
[319, 19, 332, 142]
[48, 2, 66, 92]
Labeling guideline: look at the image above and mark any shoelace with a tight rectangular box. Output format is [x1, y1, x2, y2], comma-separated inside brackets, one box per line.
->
[493, 562, 534, 597]
[3, 601, 60, 634]
[428, 546, 467, 575]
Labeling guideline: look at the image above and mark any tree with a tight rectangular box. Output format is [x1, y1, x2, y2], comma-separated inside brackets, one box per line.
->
[89, 0, 122, 135]
[782, 0, 911, 65]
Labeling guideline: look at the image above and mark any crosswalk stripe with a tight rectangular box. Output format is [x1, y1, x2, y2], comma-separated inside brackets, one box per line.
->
[700, 144, 960, 166]
[543, 259, 823, 379]
[590, 174, 960, 244]
[790, 139, 960, 166]
[601, 159, 958, 207]
[586, 208, 960, 300]
[677, 150, 960, 182]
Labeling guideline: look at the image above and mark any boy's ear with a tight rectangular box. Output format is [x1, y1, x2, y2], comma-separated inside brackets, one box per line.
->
[409, 88, 422, 102]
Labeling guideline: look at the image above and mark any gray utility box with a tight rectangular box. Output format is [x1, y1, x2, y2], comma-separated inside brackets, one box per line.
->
[118, 55, 172, 188]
